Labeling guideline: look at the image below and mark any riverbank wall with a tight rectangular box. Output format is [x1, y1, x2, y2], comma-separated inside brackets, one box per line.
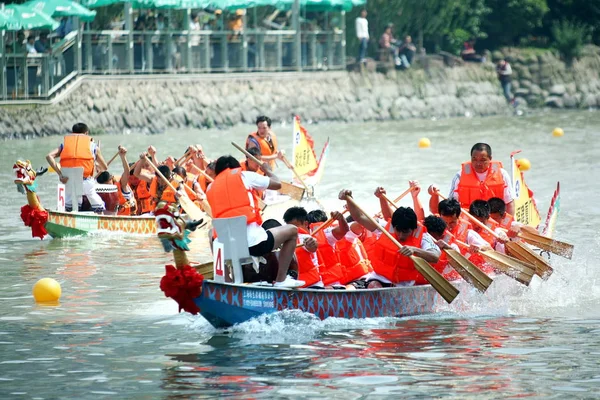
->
[2, 46, 599, 140]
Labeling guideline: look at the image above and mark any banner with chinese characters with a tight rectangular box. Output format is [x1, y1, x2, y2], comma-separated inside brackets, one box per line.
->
[511, 152, 541, 229]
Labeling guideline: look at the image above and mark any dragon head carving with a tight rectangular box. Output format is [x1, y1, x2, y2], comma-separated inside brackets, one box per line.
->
[14, 160, 48, 194]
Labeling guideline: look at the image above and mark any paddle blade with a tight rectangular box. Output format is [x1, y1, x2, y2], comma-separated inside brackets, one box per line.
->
[506, 241, 554, 279]
[445, 249, 493, 293]
[518, 229, 574, 260]
[411, 256, 460, 303]
[280, 182, 305, 201]
[179, 195, 207, 222]
[479, 250, 534, 286]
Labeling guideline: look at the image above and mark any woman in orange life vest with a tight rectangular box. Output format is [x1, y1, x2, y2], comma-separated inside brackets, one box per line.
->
[308, 209, 373, 290]
[306, 209, 351, 288]
[206, 155, 304, 288]
[488, 197, 521, 238]
[429, 142, 515, 216]
[283, 206, 326, 288]
[246, 115, 283, 170]
[96, 145, 136, 216]
[339, 189, 441, 289]
[45, 122, 108, 213]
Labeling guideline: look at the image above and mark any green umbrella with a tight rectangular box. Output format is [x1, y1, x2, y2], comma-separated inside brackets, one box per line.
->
[25, 0, 97, 23]
[3, 4, 60, 31]
[82, 0, 186, 9]
[0, 10, 20, 31]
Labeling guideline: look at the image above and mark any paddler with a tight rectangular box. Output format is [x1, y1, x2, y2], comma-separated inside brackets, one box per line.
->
[45, 122, 107, 213]
[339, 189, 441, 288]
[206, 155, 304, 288]
[307, 209, 350, 289]
[134, 150, 179, 210]
[246, 115, 283, 169]
[488, 197, 521, 238]
[96, 145, 136, 215]
[283, 206, 326, 288]
[240, 147, 265, 200]
[429, 143, 515, 215]
[469, 199, 509, 252]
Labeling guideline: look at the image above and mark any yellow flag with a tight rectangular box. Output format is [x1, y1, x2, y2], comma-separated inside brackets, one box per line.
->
[511, 153, 541, 228]
[292, 116, 318, 177]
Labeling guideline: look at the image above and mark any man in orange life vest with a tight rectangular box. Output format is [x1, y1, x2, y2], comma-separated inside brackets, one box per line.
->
[206, 155, 304, 288]
[488, 197, 521, 238]
[469, 199, 509, 252]
[429, 143, 515, 216]
[339, 189, 441, 288]
[96, 145, 136, 215]
[46, 122, 107, 213]
[246, 115, 283, 169]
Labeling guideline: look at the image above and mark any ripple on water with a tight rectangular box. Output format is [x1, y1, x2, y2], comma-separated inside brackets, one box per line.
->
[340, 375, 399, 385]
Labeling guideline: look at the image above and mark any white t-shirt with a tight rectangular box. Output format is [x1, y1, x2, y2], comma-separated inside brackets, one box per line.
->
[240, 171, 270, 247]
[355, 17, 369, 39]
[448, 167, 514, 204]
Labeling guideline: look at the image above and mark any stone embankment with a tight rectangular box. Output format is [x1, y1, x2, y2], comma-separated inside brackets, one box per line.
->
[1, 45, 599, 140]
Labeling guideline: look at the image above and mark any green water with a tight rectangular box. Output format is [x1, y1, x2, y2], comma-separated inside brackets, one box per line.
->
[1, 110, 599, 398]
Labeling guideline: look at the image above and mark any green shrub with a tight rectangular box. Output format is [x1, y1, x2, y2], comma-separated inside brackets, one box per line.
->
[551, 20, 591, 67]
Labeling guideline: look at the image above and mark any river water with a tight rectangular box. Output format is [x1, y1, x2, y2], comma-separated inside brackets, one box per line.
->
[1, 110, 599, 398]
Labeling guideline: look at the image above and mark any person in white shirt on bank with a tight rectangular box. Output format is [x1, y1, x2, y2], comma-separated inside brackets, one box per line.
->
[355, 9, 369, 64]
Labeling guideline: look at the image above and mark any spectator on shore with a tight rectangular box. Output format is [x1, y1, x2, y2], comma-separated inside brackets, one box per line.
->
[355, 9, 369, 65]
[25, 36, 37, 54]
[497, 59, 516, 106]
[461, 38, 486, 63]
[34, 33, 50, 53]
[379, 24, 400, 65]
[156, 13, 166, 30]
[397, 35, 416, 68]
[229, 10, 244, 36]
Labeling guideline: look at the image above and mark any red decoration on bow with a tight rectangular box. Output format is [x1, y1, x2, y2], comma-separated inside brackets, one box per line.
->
[160, 265, 204, 314]
[20, 205, 48, 239]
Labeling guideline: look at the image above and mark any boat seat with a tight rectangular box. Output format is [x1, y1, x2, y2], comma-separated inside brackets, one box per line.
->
[61, 167, 84, 212]
[212, 216, 254, 284]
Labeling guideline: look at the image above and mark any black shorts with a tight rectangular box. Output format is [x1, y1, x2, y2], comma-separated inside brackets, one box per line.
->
[249, 231, 275, 257]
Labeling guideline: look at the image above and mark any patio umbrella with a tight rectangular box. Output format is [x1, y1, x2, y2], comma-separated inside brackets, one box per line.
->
[3, 4, 60, 31]
[25, 0, 97, 23]
[0, 10, 19, 31]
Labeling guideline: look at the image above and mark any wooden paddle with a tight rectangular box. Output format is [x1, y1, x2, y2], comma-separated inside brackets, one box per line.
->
[344, 195, 459, 303]
[179, 180, 212, 218]
[94, 151, 119, 179]
[382, 194, 492, 293]
[280, 154, 325, 209]
[174, 148, 192, 166]
[232, 142, 306, 202]
[509, 225, 573, 260]
[189, 164, 214, 183]
[455, 240, 534, 286]
[145, 158, 206, 221]
[437, 193, 549, 278]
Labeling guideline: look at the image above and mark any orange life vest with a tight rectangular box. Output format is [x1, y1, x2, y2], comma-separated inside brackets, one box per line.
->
[247, 132, 278, 168]
[445, 216, 472, 246]
[368, 221, 427, 284]
[137, 180, 154, 214]
[475, 218, 499, 247]
[310, 222, 346, 286]
[206, 168, 262, 225]
[115, 180, 132, 216]
[456, 161, 505, 209]
[496, 213, 514, 230]
[60, 134, 94, 178]
[431, 232, 463, 281]
[358, 226, 378, 255]
[295, 227, 323, 288]
[337, 235, 372, 283]
[149, 176, 177, 205]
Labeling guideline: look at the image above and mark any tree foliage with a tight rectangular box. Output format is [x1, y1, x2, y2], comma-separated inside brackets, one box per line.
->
[481, 0, 549, 46]
[552, 20, 591, 66]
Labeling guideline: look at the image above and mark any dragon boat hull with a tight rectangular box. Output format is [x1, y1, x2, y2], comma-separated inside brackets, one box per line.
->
[195, 280, 451, 328]
[45, 210, 157, 238]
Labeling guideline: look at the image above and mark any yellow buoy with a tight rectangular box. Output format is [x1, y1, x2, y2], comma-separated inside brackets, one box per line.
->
[552, 127, 564, 137]
[418, 138, 431, 148]
[516, 158, 531, 171]
[32, 278, 62, 303]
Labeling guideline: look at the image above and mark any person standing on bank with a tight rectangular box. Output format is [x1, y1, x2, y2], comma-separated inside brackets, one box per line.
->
[246, 115, 283, 170]
[429, 143, 515, 216]
[355, 9, 369, 65]
[46, 123, 107, 213]
[206, 155, 304, 288]
[497, 58, 516, 106]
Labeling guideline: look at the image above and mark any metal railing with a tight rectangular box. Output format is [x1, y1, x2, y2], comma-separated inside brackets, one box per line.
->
[0, 29, 345, 101]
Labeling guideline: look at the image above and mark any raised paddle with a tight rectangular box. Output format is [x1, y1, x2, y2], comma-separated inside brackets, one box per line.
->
[189, 163, 214, 183]
[382, 194, 492, 293]
[94, 151, 119, 179]
[455, 239, 534, 286]
[174, 148, 192, 166]
[145, 157, 206, 221]
[280, 154, 325, 209]
[436, 192, 549, 278]
[344, 195, 459, 303]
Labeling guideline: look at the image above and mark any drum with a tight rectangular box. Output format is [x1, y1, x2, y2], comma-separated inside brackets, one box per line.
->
[95, 184, 119, 215]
